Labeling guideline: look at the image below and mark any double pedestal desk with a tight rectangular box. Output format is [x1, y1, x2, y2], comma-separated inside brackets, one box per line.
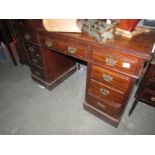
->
[14, 22, 155, 127]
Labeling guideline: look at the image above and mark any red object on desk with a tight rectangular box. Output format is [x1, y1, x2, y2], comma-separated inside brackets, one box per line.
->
[118, 19, 139, 32]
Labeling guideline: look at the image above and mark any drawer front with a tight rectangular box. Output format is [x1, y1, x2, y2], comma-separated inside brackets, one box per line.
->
[90, 64, 131, 92]
[40, 37, 88, 59]
[40, 37, 67, 53]
[66, 42, 88, 59]
[25, 43, 41, 57]
[88, 79, 125, 106]
[153, 72, 155, 80]
[141, 91, 155, 105]
[29, 55, 44, 68]
[146, 81, 155, 92]
[21, 32, 38, 44]
[91, 47, 142, 76]
[87, 93, 121, 118]
[30, 66, 45, 80]
[15, 37, 29, 63]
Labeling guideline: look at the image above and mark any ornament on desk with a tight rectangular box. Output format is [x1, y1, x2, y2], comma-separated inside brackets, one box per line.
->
[77, 19, 118, 43]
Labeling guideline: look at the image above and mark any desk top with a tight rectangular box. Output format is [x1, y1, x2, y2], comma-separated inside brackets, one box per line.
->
[16, 20, 155, 60]
[51, 31, 155, 59]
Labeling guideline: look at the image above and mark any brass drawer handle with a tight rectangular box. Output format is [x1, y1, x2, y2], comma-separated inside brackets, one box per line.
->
[28, 47, 34, 53]
[105, 57, 117, 66]
[68, 46, 77, 54]
[32, 58, 38, 64]
[102, 74, 113, 82]
[34, 71, 40, 76]
[100, 88, 110, 96]
[45, 39, 53, 47]
[97, 102, 106, 109]
[150, 97, 155, 102]
[24, 34, 31, 40]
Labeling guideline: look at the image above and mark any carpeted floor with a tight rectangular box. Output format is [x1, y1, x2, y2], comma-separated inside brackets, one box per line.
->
[0, 61, 155, 135]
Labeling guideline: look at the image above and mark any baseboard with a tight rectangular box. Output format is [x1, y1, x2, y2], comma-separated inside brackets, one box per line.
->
[31, 65, 77, 90]
[83, 101, 120, 127]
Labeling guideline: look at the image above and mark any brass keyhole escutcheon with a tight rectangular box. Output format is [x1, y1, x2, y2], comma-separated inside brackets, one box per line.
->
[45, 39, 53, 47]
[68, 46, 77, 54]
[25, 34, 31, 40]
[102, 74, 113, 82]
[105, 57, 117, 66]
[100, 88, 110, 96]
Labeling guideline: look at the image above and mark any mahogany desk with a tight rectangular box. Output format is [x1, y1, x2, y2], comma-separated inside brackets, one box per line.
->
[13, 20, 155, 127]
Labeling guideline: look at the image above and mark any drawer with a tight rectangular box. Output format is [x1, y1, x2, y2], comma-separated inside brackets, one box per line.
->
[29, 55, 44, 68]
[25, 43, 41, 57]
[86, 93, 121, 118]
[30, 66, 45, 80]
[66, 42, 88, 59]
[40, 37, 88, 59]
[88, 79, 125, 106]
[91, 47, 142, 76]
[40, 37, 67, 53]
[153, 72, 155, 80]
[21, 31, 38, 44]
[90, 64, 131, 92]
[146, 81, 155, 92]
[141, 91, 155, 105]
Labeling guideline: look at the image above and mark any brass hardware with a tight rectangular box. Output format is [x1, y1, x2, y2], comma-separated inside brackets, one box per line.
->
[32, 58, 38, 64]
[150, 97, 155, 102]
[100, 88, 110, 96]
[34, 71, 40, 76]
[97, 102, 106, 109]
[28, 47, 34, 53]
[24, 34, 31, 40]
[105, 57, 117, 66]
[45, 39, 53, 47]
[102, 74, 113, 82]
[68, 46, 77, 54]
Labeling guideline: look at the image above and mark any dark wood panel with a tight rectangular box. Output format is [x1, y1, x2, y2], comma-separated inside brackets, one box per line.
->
[39, 36, 88, 60]
[25, 42, 41, 57]
[28, 55, 44, 68]
[91, 47, 143, 77]
[146, 81, 155, 92]
[141, 91, 155, 105]
[30, 65, 45, 80]
[88, 79, 125, 106]
[15, 32, 29, 64]
[40, 47, 76, 83]
[20, 31, 39, 44]
[90, 64, 131, 92]
[40, 37, 67, 53]
[86, 92, 121, 118]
